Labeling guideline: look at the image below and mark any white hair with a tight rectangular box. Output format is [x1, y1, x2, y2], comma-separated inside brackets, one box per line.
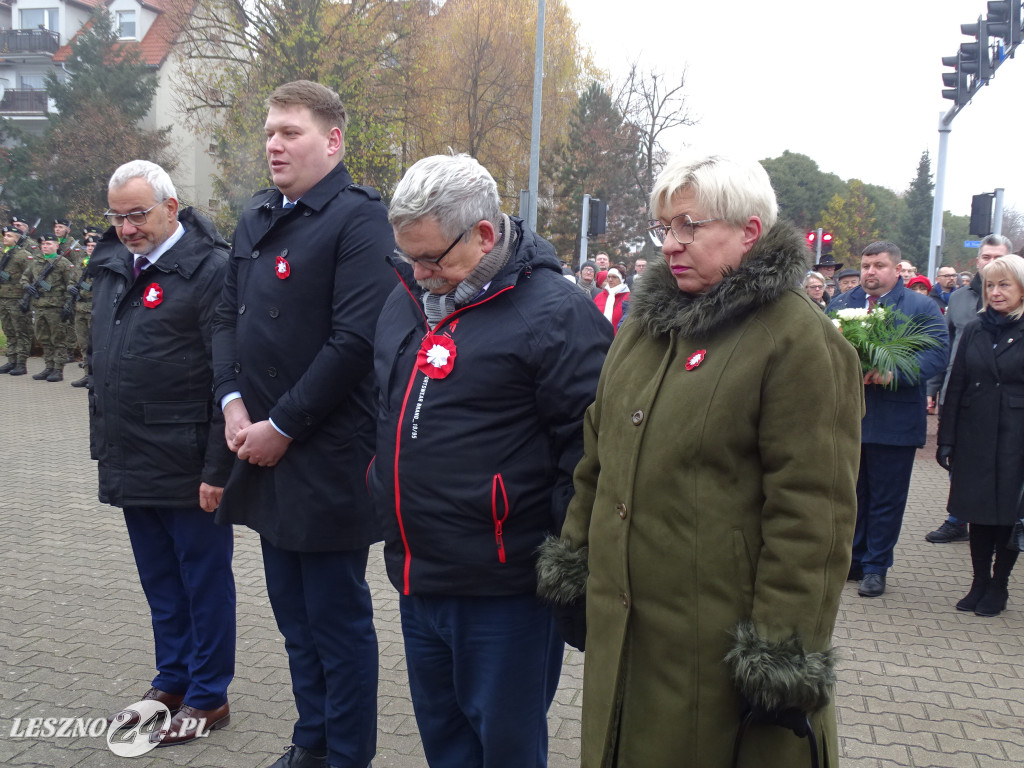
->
[649, 151, 778, 230]
[108, 160, 177, 202]
[389, 154, 501, 240]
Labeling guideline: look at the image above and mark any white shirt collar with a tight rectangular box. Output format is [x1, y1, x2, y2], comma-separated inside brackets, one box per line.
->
[136, 222, 185, 268]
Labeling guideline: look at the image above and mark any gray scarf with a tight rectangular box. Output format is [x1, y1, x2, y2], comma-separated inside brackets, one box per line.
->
[422, 214, 515, 328]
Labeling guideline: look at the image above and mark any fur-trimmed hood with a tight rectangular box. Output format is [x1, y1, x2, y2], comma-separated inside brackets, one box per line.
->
[629, 221, 810, 339]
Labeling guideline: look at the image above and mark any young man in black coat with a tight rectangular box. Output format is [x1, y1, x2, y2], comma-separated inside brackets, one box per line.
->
[91, 160, 235, 746]
[212, 81, 396, 768]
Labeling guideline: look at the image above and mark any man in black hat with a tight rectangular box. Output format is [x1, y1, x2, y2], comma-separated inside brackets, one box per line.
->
[11, 215, 38, 252]
[54, 217, 85, 267]
[834, 268, 860, 296]
[814, 253, 843, 302]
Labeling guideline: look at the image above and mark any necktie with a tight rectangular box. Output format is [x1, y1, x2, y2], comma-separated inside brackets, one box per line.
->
[133, 256, 149, 281]
[867, 295, 878, 313]
[283, 200, 295, 209]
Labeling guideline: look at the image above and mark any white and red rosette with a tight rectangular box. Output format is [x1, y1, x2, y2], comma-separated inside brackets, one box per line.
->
[416, 334, 457, 379]
[684, 349, 706, 370]
[275, 255, 290, 279]
[142, 282, 163, 308]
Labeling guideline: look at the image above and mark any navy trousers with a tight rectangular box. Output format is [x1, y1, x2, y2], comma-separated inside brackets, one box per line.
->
[399, 593, 563, 768]
[261, 540, 378, 768]
[123, 506, 235, 709]
[852, 443, 918, 575]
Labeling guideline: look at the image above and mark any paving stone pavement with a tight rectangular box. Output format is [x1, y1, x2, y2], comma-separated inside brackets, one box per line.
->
[0, 356, 1021, 768]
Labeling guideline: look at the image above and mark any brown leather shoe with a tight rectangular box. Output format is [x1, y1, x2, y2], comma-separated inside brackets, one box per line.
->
[151, 701, 230, 746]
[107, 687, 185, 726]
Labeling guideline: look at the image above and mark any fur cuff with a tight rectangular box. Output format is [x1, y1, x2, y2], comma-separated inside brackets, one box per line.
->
[724, 621, 837, 713]
[535, 535, 588, 605]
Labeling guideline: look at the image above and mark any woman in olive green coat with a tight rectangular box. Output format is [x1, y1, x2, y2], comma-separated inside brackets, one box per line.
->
[538, 152, 863, 767]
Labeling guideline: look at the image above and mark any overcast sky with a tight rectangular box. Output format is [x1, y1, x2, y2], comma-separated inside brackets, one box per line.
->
[561, 0, 1021, 218]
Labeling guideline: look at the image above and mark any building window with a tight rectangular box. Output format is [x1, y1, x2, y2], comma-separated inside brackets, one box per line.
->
[20, 8, 59, 33]
[117, 11, 136, 39]
[18, 74, 47, 90]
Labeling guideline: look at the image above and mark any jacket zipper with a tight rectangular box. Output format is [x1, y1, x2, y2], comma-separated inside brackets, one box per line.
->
[492, 473, 509, 563]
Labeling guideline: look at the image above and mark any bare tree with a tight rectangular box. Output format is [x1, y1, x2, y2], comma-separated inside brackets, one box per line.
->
[614, 63, 696, 196]
[1001, 206, 1024, 252]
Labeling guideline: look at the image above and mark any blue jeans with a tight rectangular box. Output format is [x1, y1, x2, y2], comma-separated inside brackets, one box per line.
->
[261, 541, 378, 768]
[400, 593, 563, 768]
[124, 506, 235, 709]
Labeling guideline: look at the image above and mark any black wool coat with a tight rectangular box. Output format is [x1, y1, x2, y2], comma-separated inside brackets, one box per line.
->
[88, 207, 234, 508]
[212, 162, 397, 551]
[939, 312, 1024, 526]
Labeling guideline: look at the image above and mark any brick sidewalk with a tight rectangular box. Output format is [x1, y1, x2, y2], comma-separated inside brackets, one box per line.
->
[0, 357, 1020, 767]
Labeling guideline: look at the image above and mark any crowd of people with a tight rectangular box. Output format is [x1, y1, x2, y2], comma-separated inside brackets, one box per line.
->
[2, 78, 1022, 768]
[0, 218, 100, 385]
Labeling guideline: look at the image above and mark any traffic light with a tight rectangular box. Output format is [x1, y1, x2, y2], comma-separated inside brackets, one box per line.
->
[960, 17, 992, 82]
[821, 232, 834, 255]
[970, 194, 994, 237]
[941, 53, 970, 106]
[588, 199, 607, 236]
[986, 1, 1022, 50]
[806, 231, 817, 250]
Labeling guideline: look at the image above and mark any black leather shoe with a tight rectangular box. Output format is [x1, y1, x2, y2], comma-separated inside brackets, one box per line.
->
[858, 572, 886, 597]
[925, 521, 969, 543]
[0, 362, 14, 374]
[975, 583, 1009, 617]
[8, 364, 27, 376]
[268, 744, 329, 768]
[46, 369, 63, 382]
[70, 375, 90, 388]
[32, 368, 54, 380]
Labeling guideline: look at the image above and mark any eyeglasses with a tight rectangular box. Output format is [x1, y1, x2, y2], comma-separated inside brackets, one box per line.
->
[395, 229, 466, 270]
[805, 284, 825, 291]
[647, 214, 721, 247]
[102, 203, 162, 227]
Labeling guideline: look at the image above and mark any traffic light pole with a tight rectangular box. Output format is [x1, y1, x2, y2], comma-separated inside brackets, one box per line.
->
[927, 113, 953, 282]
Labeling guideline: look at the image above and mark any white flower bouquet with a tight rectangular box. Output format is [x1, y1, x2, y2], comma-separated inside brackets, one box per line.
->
[830, 306, 943, 388]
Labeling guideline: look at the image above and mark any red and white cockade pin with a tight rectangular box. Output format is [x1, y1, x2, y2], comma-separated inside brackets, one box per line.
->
[684, 349, 707, 370]
[142, 282, 163, 308]
[416, 334, 457, 379]
[275, 255, 291, 280]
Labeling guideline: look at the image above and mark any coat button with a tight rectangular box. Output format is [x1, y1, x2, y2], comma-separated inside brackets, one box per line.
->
[303, 210, 311, 217]
[251, 250, 259, 259]
[239, 304, 245, 314]
[631, 409, 644, 425]
[233, 362, 241, 373]
[620, 593, 629, 608]
[280, 248, 288, 258]
[616, 502, 627, 519]
[269, 307, 279, 318]
[305, 416, 312, 425]
[267, 367, 277, 378]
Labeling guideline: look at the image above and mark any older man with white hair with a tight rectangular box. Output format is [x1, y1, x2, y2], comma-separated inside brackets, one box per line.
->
[370, 154, 610, 768]
[90, 160, 235, 746]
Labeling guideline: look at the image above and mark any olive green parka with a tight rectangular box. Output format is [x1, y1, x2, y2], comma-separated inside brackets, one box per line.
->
[538, 223, 863, 768]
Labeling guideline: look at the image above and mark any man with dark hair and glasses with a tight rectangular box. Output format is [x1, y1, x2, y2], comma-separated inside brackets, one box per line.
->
[90, 159, 236, 746]
[213, 80, 395, 768]
[371, 153, 610, 768]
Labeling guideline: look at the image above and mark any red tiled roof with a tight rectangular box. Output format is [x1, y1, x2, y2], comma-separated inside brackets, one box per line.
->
[52, 1, 186, 68]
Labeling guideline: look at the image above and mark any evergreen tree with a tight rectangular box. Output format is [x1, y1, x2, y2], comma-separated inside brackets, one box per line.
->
[0, 9, 173, 224]
[540, 83, 646, 265]
[761, 151, 846, 232]
[899, 151, 934, 269]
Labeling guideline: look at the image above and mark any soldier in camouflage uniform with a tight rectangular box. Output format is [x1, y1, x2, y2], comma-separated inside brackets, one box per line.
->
[20, 233, 75, 381]
[11, 215, 39, 253]
[68, 236, 96, 388]
[54, 218, 86, 267]
[0, 226, 35, 375]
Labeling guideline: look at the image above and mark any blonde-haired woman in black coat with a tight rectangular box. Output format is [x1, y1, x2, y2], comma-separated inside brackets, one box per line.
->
[938, 253, 1024, 617]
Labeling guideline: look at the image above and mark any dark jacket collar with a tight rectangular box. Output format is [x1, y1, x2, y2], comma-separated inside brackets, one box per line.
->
[629, 221, 809, 339]
[249, 162, 354, 213]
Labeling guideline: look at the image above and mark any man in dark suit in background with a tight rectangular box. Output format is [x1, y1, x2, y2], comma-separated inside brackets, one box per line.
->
[213, 80, 396, 768]
[827, 241, 948, 597]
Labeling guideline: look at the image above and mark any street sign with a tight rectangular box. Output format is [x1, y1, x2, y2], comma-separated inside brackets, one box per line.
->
[964, 240, 982, 247]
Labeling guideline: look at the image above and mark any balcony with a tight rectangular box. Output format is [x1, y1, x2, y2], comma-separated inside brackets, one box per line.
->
[0, 29, 61, 56]
[0, 88, 49, 115]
